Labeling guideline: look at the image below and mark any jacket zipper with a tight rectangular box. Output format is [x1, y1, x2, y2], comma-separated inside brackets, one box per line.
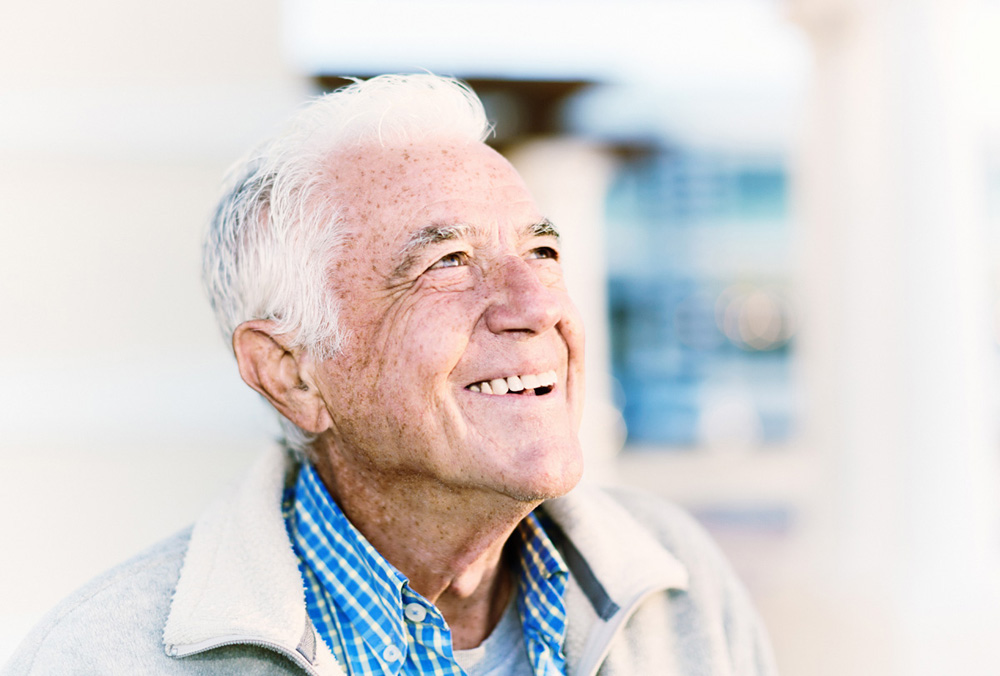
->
[166, 635, 339, 676]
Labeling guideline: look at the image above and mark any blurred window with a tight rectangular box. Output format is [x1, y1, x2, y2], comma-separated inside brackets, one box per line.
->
[606, 150, 795, 447]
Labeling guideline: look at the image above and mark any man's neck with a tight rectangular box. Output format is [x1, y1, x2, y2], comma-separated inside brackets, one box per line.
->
[312, 449, 539, 649]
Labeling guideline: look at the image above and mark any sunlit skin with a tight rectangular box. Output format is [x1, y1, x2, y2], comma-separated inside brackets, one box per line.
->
[234, 140, 585, 649]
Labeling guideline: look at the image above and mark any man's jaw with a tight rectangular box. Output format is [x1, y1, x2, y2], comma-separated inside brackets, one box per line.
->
[465, 370, 557, 396]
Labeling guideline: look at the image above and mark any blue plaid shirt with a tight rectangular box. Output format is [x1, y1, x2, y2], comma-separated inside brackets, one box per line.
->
[285, 463, 569, 676]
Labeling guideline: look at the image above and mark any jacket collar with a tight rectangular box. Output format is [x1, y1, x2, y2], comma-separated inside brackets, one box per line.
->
[162, 447, 342, 675]
[544, 486, 689, 606]
[542, 486, 689, 676]
[162, 447, 687, 676]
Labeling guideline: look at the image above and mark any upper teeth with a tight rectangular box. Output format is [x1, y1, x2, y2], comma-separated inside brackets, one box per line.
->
[469, 370, 557, 395]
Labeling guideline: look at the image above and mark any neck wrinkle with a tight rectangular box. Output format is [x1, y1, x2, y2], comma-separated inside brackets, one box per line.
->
[311, 439, 539, 648]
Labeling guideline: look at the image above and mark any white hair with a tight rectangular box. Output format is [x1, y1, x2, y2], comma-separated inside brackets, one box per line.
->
[203, 74, 493, 454]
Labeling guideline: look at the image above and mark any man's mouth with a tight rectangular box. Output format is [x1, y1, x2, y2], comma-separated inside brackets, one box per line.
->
[466, 370, 557, 396]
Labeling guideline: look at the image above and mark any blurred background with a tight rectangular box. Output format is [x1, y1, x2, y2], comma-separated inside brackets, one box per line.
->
[4, 0, 1000, 673]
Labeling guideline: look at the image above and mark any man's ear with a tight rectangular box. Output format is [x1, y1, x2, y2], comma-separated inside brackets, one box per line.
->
[232, 320, 333, 435]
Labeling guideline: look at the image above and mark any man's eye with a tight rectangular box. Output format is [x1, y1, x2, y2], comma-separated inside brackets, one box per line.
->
[528, 246, 559, 261]
[428, 252, 469, 270]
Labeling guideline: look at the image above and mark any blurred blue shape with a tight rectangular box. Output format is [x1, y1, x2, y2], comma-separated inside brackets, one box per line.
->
[606, 149, 795, 448]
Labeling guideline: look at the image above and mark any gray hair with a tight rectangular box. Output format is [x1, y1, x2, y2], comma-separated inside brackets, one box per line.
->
[202, 74, 492, 453]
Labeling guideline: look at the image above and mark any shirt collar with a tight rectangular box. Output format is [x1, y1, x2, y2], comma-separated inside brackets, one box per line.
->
[290, 462, 570, 672]
[292, 462, 409, 655]
[512, 511, 570, 656]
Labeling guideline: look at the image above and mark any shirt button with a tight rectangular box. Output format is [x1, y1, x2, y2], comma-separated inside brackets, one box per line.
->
[404, 602, 427, 622]
[382, 645, 403, 663]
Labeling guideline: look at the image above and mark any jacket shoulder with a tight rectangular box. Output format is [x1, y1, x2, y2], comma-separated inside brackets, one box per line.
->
[2, 529, 191, 675]
[586, 485, 756, 610]
[594, 485, 779, 675]
[569, 484, 723, 561]
[600, 486, 722, 556]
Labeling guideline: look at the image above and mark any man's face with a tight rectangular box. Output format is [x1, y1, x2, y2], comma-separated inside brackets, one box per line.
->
[311, 140, 585, 502]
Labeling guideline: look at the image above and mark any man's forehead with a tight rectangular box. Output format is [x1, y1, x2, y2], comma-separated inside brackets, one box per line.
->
[324, 139, 547, 260]
[328, 139, 499, 181]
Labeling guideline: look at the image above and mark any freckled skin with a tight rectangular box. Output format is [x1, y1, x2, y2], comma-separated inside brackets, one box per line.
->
[303, 140, 586, 648]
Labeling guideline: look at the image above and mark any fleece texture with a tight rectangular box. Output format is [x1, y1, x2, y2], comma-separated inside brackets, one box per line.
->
[2, 447, 776, 676]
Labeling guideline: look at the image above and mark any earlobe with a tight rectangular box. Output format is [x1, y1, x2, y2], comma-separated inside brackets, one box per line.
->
[232, 320, 332, 434]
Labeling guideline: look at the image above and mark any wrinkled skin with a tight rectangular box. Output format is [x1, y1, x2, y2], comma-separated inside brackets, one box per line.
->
[310, 140, 586, 505]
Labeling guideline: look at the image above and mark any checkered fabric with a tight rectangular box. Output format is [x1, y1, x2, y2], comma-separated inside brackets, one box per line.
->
[285, 463, 569, 676]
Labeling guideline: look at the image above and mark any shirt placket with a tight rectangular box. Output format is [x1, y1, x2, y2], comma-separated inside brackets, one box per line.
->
[401, 588, 466, 675]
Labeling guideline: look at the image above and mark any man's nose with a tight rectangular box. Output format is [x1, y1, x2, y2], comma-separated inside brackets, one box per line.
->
[484, 256, 562, 335]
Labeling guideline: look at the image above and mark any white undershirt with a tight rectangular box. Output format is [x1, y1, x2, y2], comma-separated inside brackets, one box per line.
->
[454, 598, 534, 676]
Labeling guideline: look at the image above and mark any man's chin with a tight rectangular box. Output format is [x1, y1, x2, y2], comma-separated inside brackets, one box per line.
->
[504, 480, 580, 504]
[500, 447, 584, 503]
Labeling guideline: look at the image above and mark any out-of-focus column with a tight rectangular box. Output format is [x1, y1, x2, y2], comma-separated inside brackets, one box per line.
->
[506, 139, 621, 482]
[788, 0, 1000, 673]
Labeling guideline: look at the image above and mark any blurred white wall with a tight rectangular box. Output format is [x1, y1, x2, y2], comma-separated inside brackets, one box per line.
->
[786, 1, 1000, 673]
[0, 0, 308, 657]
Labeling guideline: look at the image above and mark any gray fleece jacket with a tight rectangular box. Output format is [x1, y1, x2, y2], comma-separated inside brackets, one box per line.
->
[3, 448, 777, 676]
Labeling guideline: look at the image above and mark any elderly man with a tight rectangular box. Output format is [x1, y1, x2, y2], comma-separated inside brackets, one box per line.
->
[4, 75, 776, 675]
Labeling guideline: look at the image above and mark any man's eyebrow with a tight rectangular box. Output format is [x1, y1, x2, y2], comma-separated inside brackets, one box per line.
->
[526, 218, 560, 240]
[390, 223, 471, 280]
[388, 219, 559, 281]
